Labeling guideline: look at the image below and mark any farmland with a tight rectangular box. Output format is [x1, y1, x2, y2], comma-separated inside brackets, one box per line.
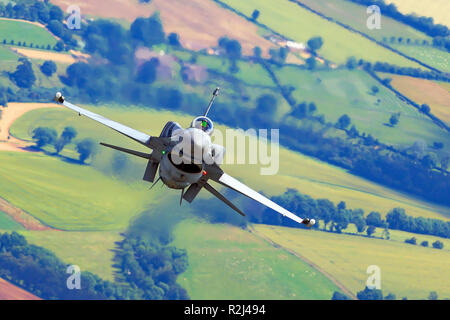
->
[299, 0, 431, 43]
[275, 66, 450, 150]
[254, 224, 450, 299]
[0, 18, 57, 48]
[221, 0, 422, 67]
[52, 0, 276, 56]
[380, 73, 450, 124]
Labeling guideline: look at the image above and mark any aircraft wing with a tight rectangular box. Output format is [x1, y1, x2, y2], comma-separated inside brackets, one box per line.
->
[55, 93, 152, 146]
[215, 172, 313, 226]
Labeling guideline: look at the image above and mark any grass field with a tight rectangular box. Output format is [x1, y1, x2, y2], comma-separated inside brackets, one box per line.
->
[18, 230, 121, 281]
[275, 67, 450, 149]
[299, 0, 430, 43]
[0, 19, 57, 48]
[10, 106, 450, 222]
[254, 224, 450, 299]
[0, 211, 24, 230]
[221, 0, 422, 67]
[379, 73, 450, 124]
[173, 219, 340, 299]
[0, 151, 165, 230]
[0, 45, 18, 62]
[391, 45, 450, 73]
[385, 0, 450, 28]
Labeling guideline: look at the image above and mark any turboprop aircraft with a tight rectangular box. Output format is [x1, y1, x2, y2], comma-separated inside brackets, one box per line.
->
[53, 89, 315, 227]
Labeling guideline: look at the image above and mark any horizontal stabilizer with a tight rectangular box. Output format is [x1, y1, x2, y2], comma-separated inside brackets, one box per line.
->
[204, 183, 245, 216]
[100, 142, 151, 159]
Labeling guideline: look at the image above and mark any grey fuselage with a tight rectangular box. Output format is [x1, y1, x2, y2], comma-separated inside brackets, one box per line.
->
[158, 120, 221, 189]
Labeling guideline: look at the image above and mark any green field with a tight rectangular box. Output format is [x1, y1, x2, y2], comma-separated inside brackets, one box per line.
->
[173, 219, 340, 299]
[0, 151, 164, 230]
[391, 45, 450, 73]
[299, 0, 430, 43]
[17, 230, 121, 281]
[275, 66, 450, 150]
[221, 0, 422, 67]
[0, 45, 18, 61]
[0, 19, 57, 47]
[0, 211, 24, 230]
[255, 224, 450, 299]
[10, 106, 450, 222]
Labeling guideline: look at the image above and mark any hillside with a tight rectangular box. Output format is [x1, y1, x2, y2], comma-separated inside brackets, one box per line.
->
[254, 224, 450, 299]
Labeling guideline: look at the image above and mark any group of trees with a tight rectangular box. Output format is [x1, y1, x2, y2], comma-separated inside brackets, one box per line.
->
[32, 126, 97, 163]
[114, 209, 190, 300]
[386, 208, 449, 238]
[404, 237, 443, 249]
[196, 186, 449, 240]
[9, 58, 57, 89]
[0, 0, 77, 49]
[0, 232, 137, 299]
[218, 36, 242, 73]
[333, 287, 441, 300]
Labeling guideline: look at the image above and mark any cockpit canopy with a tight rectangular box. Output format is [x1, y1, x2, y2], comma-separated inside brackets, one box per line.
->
[191, 116, 214, 135]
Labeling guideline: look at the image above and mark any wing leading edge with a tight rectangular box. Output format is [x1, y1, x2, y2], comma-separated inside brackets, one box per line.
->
[216, 172, 315, 227]
[54, 92, 151, 146]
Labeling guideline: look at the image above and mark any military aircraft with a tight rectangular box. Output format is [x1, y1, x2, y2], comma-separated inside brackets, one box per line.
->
[53, 89, 315, 227]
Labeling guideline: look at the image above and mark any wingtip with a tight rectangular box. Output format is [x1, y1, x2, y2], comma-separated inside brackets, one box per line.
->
[54, 92, 65, 104]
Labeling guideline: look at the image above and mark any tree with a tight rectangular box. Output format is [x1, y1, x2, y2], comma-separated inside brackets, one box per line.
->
[32, 127, 57, 148]
[346, 56, 357, 70]
[353, 215, 366, 233]
[420, 241, 429, 247]
[357, 286, 383, 300]
[336, 114, 351, 130]
[253, 46, 262, 58]
[76, 139, 98, 163]
[168, 33, 181, 47]
[384, 293, 396, 300]
[371, 85, 379, 95]
[256, 94, 277, 114]
[432, 240, 443, 249]
[366, 211, 383, 227]
[420, 104, 431, 114]
[389, 112, 400, 127]
[307, 36, 323, 52]
[40, 60, 57, 77]
[428, 291, 438, 300]
[366, 225, 376, 237]
[251, 9, 260, 21]
[331, 291, 350, 300]
[305, 56, 316, 70]
[136, 58, 159, 84]
[10, 58, 36, 88]
[130, 14, 165, 46]
[55, 126, 77, 154]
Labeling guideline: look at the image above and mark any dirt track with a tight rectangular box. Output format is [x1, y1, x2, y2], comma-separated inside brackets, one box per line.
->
[0, 102, 61, 152]
[0, 278, 41, 300]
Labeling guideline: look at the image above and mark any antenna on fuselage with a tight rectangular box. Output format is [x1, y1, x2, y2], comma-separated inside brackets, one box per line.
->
[203, 87, 220, 117]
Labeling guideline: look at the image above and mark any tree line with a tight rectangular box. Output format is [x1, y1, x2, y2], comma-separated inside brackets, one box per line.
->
[195, 188, 449, 240]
